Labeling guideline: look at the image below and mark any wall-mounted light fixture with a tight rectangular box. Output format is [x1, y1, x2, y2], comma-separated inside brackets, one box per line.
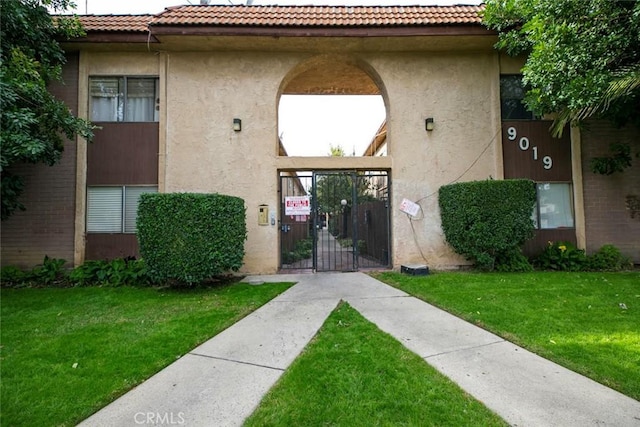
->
[233, 118, 242, 132]
[425, 117, 434, 131]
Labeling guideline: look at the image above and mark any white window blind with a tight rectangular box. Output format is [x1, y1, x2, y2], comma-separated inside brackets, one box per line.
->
[124, 186, 157, 233]
[87, 186, 158, 233]
[87, 187, 122, 232]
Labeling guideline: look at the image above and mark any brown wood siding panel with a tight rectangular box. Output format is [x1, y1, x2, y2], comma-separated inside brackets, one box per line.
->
[502, 121, 572, 182]
[524, 229, 577, 258]
[87, 123, 159, 185]
[1, 53, 79, 268]
[502, 121, 577, 259]
[85, 234, 140, 260]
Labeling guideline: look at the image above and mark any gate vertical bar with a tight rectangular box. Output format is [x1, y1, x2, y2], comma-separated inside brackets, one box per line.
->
[312, 172, 317, 271]
[351, 172, 358, 271]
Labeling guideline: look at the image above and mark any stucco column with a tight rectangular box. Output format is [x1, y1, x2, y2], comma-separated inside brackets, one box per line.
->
[73, 51, 89, 266]
[158, 51, 168, 193]
[571, 126, 586, 250]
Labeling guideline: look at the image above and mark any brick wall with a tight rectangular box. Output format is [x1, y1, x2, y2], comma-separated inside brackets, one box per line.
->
[581, 120, 640, 263]
[1, 53, 79, 268]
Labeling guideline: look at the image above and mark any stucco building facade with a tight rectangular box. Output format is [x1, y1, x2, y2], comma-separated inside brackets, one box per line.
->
[2, 5, 638, 272]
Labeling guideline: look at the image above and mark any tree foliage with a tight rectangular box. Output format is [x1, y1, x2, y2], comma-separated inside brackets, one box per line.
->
[1, 0, 93, 220]
[483, 0, 640, 135]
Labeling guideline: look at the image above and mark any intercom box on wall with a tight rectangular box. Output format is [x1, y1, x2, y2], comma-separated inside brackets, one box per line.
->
[258, 205, 269, 225]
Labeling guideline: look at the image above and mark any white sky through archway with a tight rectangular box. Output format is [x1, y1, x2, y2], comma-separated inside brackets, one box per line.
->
[279, 95, 385, 157]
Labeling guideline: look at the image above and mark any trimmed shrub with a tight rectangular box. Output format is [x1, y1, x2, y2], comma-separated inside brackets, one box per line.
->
[137, 193, 247, 284]
[439, 179, 536, 271]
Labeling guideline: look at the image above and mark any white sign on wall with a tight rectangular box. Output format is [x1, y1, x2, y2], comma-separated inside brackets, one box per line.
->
[399, 198, 421, 217]
[285, 196, 311, 215]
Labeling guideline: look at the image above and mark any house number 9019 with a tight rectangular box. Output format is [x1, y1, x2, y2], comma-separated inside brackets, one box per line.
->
[507, 126, 553, 170]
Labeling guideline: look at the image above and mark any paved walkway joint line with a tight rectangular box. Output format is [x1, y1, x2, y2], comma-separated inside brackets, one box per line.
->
[423, 339, 506, 359]
[80, 273, 640, 427]
[188, 353, 285, 372]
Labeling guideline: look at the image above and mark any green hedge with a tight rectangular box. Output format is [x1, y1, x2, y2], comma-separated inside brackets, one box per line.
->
[137, 193, 247, 284]
[438, 179, 536, 271]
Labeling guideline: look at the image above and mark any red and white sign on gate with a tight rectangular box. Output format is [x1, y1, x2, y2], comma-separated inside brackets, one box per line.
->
[285, 196, 311, 215]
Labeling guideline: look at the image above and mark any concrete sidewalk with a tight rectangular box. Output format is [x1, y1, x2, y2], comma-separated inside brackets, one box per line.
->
[79, 273, 640, 427]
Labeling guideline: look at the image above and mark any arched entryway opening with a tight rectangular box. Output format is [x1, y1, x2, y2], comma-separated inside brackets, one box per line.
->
[276, 55, 391, 272]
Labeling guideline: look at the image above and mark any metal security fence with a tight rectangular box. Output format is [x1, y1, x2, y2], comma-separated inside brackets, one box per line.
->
[280, 171, 390, 272]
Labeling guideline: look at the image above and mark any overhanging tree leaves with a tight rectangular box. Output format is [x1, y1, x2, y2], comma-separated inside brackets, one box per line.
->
[483, 0, 640, 136]
[1, 0, 93, 220]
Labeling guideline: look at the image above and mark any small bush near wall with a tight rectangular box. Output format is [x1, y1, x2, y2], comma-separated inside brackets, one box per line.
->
[439, 179, 536, 271]
[534, 242, 633, 272]
[534, 241, 587, 271]
[587, 244, 633, 271]
[137, 193, 247, 285]
[67, 258, 155, 287]
[0, 256, 66, 287]
[0, 256, 153, 288]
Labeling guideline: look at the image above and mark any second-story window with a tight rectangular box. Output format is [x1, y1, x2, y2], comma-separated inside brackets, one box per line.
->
[90, 76, 159, 122]
[500, 75, 535, 120]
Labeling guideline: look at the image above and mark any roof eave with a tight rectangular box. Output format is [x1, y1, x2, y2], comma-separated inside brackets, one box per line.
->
[148, 24, 494, 38]
[66, 32, 158, 43]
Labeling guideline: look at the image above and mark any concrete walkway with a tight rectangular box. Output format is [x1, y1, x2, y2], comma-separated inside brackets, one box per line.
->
[80, 273, 640, 427]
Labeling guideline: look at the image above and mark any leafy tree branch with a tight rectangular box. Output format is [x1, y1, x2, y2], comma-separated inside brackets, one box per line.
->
[1, 0, 94, 220]
[483, 0, 640, 136]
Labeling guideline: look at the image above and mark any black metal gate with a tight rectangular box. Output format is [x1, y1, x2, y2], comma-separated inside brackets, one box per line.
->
[279, 171, 390, 272]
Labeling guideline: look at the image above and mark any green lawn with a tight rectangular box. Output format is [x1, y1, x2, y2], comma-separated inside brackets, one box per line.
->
[0, 282, 293, 427]
[4, 271, 638, 426]
[245, 302, 507, 427]
[374, 271, 640, 400]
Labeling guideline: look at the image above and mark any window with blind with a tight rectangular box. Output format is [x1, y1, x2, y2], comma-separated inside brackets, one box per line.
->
[90, 77, 159, 122]
[87, 186, 157, 233]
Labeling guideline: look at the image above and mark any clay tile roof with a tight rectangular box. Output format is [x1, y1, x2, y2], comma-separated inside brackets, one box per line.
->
[74, 5, 485, 33]
[78, 15, 154, 32]
[150, 5, 484, 27]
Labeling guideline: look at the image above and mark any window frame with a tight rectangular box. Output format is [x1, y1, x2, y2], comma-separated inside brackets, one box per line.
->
[86, 185, 158, 234]
[89, 75, 159, 123]
[532, 182, 575, 230]
[500, 74, 535, 121]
